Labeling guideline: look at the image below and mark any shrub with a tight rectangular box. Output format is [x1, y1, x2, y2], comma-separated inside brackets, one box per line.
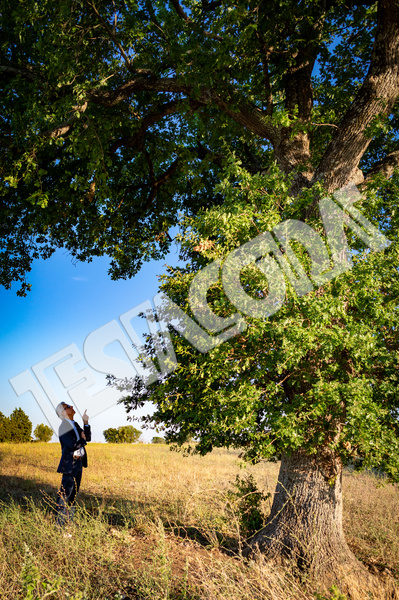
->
[228, 474, 270, 538]
[33, 424, 53, 443]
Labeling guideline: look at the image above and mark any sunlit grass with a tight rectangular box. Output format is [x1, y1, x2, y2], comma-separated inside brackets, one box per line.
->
[0, 442, 398, 599]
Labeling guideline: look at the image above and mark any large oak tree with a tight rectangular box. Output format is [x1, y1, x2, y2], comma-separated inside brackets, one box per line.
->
[1, 1, 399, 596]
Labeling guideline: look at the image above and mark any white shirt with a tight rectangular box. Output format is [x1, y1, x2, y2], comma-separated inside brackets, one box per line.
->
[64, 418, 80, 442]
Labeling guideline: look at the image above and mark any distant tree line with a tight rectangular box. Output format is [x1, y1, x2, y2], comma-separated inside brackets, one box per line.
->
[0, 408, 53, 443]
[103, 425, 142, 444]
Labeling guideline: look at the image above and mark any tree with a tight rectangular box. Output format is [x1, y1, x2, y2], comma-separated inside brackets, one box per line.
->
[151, 436, 166, 444]
[103, 425, 142, 443]
[119, 181, 399, 595]
[1, 0, 399, 595]
[0, 412, 11, 443]
[33, 423, 54, 443]
[8, 408, 32, 443]
[103, 427, 119, 443]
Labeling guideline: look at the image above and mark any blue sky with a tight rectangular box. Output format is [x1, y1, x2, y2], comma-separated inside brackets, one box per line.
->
[0, 240, 182, 442]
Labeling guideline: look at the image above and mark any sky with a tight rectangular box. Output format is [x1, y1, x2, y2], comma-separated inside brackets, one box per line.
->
[0, 239, 182, 443]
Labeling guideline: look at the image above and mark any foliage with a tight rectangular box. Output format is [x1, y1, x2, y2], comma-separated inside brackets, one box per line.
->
[315, 585, 348, 600]
[103, 425, 142, 444]
[119, 171, 399, 480]
[0, 408, 32, 443]
[33, 423, 53, 443]
[152, 436, 166, 444]
[21, 544, 63, 600]
[22, 543, 86, 600]
[227, 474, 270, 538]
[1, 0, 397, 294]
[0, 411, 11, 442]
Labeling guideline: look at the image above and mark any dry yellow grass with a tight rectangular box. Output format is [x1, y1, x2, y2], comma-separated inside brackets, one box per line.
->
[0, 442, 398, 599]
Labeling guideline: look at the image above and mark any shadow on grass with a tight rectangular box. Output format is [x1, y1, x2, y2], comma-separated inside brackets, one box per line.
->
[0, 474, 240, 556]
[0, 474, 152, 526]
[0, 474, 57, 504]
[165, 521, 240, 556]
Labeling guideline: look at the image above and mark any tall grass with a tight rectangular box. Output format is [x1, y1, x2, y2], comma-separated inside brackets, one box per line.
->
[0, 443, 397, 599]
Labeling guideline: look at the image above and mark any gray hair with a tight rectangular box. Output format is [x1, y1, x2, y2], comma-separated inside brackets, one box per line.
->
[55, 402, 66, 420]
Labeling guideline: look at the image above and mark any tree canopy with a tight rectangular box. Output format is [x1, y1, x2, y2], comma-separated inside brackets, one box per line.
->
[1, 0, 399, 594]
[34, 423, 54, 442]
[1, 0, 398, 294]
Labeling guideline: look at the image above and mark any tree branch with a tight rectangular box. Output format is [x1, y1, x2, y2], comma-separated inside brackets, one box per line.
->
[313, 0, 399, 193]
[88, 77, 190, 105]
[109, 100, 188, 155]
[89, 77, 279, 143]
[169, 0, 222, 40]
[201, 0, 222, 11]
[86, 0, 131, 68]
[274, 7, 332, 191]
[145, 0, 169, 40]
[169, 0, 190, 22]
[43, 102, 88, 139]
[256, 32, 274, 117]
[143, 153, 180, 210]
[361, 149, 399, 186]
[0, 64, 38, 83]
[214, 96, 278, 144]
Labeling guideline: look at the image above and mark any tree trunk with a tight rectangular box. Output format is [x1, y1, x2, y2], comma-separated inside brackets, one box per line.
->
[245, 450, 397, 599]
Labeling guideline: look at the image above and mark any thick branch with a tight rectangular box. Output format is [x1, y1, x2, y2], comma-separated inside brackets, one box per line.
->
[109, 100, 189, 154]
[88, 77, 190, 106]
[169, 0, 222, 40]
[201, 0, 222, 10]
[143, 154, 180, 210]
[256, 33, 273, 117]
[313, 0, 399, 193]
[43, 102, 88, 139]
[89, 77, 279, 143]
[170, 0, 190, 22]
[361, 149, 399, 186]
[277, 9, 335, 192]
[215, 101, 278, 144]
[0, 64, 37, 83]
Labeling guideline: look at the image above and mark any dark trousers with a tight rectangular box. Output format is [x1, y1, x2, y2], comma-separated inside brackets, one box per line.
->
[56, 459, 83, 527]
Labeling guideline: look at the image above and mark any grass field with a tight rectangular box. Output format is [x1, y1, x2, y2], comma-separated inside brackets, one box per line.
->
[0, 442, 398, 599]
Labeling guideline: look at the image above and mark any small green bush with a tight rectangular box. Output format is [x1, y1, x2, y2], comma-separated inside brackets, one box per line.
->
[33, 423, 53, 442]
[228, 474, 270, 538]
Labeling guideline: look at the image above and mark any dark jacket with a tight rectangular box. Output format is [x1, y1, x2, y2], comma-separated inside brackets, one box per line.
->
[57, 420, 91, 474]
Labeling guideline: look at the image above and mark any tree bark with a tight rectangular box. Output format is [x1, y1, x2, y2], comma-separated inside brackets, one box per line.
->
[245, 450, 397, 599]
